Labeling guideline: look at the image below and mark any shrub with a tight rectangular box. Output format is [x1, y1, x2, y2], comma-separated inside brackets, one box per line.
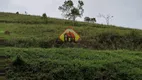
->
[0, 37, 6, 46]
[16, 12, 19, 14]
[12, 56, 26, 66]
[42, 13, 48, 23]
[5, 48, 142, 80]
[4, 30, 10, 35]
[42, 13, 47, 18]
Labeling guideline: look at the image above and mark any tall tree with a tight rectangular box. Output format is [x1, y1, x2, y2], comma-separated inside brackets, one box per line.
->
[84, 17, 90, 22]
[90, 18, 96, 23]
[98, 13, 113, 25]
[59, 0, 84, 22]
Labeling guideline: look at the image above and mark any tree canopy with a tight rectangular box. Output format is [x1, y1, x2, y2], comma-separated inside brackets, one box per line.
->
[59, 0, 84, 21]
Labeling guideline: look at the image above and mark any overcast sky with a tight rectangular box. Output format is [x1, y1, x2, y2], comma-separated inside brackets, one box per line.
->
[0, 0, 142, 29]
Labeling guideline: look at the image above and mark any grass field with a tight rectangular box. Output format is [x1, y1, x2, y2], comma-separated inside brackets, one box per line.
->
[0, 12, 142, 80]
[1, 47, 142, 80]
[0, 54, 7, 80]
[0, 12, 142, 39]
[1, 12, 142, 50]
[0, 23, 139, 40]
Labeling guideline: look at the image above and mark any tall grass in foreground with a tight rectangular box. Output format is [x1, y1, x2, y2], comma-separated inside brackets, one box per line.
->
[2, 48, 142, 80]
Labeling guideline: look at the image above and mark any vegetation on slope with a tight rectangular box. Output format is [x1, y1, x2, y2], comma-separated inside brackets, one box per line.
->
[0, 12, 142, 80]
[2, 48, 142, 80]
[0, 12, 142, 50]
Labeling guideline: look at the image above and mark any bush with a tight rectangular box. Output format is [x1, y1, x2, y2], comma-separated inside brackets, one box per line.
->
[41, 13, 48, 23]
[16, 12, 19, 14]
[4, 30, 10, 35]
[4, 31, 142, 50]
[12, 56, 26, 66]
[42, 13, 47, 18]
[5, 48, 142, 80]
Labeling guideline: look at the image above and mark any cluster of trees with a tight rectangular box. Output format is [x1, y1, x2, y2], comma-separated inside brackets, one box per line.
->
[59, 0, 113, 25]
[42, 13, 47, 18]
[15, 0, 113, 25]
[58, 0, 96, 24]
[84, 17, 96, 23]
[16, 11, 28, 15]
[58, 0, 84, 22]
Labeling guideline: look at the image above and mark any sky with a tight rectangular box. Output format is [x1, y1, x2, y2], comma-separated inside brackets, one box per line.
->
[0, 0, 142, 29]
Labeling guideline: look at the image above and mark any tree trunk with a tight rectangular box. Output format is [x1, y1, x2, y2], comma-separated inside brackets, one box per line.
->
[73, 16, 76, 26]
[106, 18, 109, 25]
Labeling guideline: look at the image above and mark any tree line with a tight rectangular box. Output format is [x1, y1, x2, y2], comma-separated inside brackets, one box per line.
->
[16, 0, 113, 25]
[58, 0, 113, 25]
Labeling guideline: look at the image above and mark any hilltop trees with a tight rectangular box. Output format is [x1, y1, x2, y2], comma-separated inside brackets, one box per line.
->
[84, 17, 90, 22]
[90, 18, 96, 23]
[42, 13, 47, 18]
[98, 13, 113, 25]
[58, 0, 84, 22]
[42, 13, 48, 23]
[16, 12, 19, 14]
[84, 17, 96, 23]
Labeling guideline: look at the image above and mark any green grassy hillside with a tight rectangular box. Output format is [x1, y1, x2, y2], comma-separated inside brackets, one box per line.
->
[1, 12, 142, 80]
[1, 48, 142, 80]
[0, 12, 142, 50]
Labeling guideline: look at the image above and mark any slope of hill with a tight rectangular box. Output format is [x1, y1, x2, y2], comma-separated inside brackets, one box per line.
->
[0, 12, 142, 80]
[0, 12, 142, 50]
[2, 47, 142, 80]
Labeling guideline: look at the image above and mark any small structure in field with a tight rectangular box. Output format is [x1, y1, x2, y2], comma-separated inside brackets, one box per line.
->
[59, 26, 80, 42]
[64, 31, 75, 42]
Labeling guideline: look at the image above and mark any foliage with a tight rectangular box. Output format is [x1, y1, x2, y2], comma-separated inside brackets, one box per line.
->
[98, 14, 113, 25]
[84, 17, 90, 22]
[58, 0, 84, 21]
[42, 13, 48, 23]
[42, 13, 47, 18]
[1, 8, 142, 80]
[12, 56, 26, 66]
[84, 17, 96, 23]
[4, 48, 142, 80]
[1, 12, 142, 50]
[2, 26, 142, 50]
[90, 18, 96, 23]
[16, 12, 19, 14]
